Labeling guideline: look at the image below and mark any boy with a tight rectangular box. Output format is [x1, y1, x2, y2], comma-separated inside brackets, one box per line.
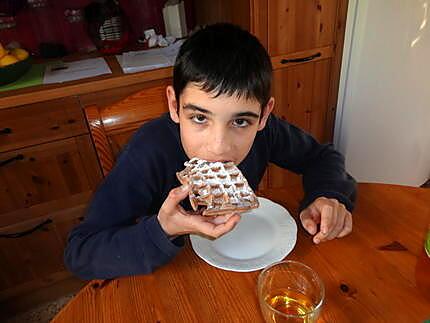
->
[65, 23, 356, 280]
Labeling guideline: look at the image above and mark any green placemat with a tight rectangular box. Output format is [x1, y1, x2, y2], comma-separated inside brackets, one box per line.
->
[0, 63, 45, 92]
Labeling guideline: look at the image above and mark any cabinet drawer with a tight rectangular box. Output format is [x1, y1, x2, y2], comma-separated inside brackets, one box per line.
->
[0, 135, 102, 222]
[0, 97, 87, 153]
[0, 205, 85, 301]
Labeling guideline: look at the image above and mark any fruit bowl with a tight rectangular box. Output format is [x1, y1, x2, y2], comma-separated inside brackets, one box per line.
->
[0, 56, 32, 86]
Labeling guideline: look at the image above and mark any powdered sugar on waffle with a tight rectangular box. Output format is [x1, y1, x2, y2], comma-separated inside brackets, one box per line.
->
[176, 157, 259, 216]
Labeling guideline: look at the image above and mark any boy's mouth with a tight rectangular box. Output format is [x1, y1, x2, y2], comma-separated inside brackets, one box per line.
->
[193, 156, 235, 164]
[206, 159, 232, 163]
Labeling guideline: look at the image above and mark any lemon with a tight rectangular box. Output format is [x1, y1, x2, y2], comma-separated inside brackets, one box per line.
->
[0, 43, 8, 60]
[10, 48, 29, 61]
[0, 54, 19, 67]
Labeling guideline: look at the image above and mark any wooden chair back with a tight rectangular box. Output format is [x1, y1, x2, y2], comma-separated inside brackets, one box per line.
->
[84, 85, 169, 176]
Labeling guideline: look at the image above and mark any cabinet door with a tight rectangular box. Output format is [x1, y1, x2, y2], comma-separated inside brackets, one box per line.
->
[263, 0, 348, 191]
[0, 205, 85, 301]
[0, 97, 87, 153]
[273, 59, 331, 140]
[268, 0, 339, 56]
[0, 135, 102, 226]
[269, 59, 331, 189]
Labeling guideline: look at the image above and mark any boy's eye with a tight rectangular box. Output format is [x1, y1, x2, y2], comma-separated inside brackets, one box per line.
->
[191, 114, 207, 124]
[232, 118, 250, 128]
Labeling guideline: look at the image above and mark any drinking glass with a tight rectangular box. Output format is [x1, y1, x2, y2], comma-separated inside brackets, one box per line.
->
[257, 260, 324, 323]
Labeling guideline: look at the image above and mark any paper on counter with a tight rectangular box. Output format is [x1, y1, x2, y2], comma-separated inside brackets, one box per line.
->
[43, 57, 112, 84]
[116, 39, 184, 74]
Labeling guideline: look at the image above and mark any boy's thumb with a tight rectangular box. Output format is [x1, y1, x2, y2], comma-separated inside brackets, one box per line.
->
[300, 209, 317, 235]
[177, 184, 190, 195]
[162, 184, 190, 213]
[172, 184, 191, 201]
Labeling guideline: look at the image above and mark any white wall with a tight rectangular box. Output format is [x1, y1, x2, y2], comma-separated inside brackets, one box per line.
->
[334, 0, 430, 186]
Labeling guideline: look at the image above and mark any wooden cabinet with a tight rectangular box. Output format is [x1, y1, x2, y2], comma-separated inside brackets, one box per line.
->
[0, 99, 102, 301]
[0, 206, 85, 300]
[0, 136, 100, 225]
[267, 0, 339, 56]
[0, 97, 87, 153]
[196, 0, 348, 190]
[270, 58, 332, 189]
[265, 0, 347, 189]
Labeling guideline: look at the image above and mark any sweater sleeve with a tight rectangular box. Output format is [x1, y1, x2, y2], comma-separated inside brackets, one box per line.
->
[267, 115, 357, 212]
[64, 144, 183, 280]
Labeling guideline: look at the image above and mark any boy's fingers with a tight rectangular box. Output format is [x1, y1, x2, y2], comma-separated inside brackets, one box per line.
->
[177, 204, 188, 215]
[313, 205, 335, 244]
[320, 204, 335, 235]
[337, 212, 353, 237]
[206, 213, 236, 225]
[327, 210, 346, 240]
[161, 184, 190, 214]
[196, 214, 241, 238]
[299, 210, 317, 235]
[210, 214, 241, 238]
[313, 232, 326, 244]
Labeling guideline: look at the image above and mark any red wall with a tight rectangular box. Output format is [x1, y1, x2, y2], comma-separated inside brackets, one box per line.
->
[0, 0, 194, 56]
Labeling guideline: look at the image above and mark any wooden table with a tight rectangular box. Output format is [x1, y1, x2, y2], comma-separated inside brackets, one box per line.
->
[53, 183, 430, 322]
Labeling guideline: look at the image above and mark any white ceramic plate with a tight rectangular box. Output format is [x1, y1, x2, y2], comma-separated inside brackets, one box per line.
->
[190, 197, 297, 272]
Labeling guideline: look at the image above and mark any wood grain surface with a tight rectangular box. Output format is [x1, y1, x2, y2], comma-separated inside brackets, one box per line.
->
[0, 135, 101, 221]
[0, 97, 87, 153]
[268, 0, 339, 56]
[53, 183, 430, 322]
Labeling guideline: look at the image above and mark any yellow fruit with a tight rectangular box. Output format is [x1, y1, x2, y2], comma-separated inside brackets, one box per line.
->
[0, 43, 8, 60]
[10, 48, 29, 61]
[0, 54, 19, 67]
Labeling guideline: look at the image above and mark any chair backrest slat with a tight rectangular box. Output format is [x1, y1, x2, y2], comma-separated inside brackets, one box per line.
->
[84, 85, 169, 176]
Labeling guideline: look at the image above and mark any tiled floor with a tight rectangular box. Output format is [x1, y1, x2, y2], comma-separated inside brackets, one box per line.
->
[4, 293, 74, 323]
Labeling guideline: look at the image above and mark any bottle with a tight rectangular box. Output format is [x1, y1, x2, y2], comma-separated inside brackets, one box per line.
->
[425, 227, 430, 258]
[416, 227, 430, 298]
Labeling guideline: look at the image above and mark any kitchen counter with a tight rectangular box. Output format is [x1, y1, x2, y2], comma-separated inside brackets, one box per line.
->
[0, 56, 173, 109]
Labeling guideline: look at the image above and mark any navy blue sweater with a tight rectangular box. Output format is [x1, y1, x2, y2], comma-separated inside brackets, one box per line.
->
[64, 113, 356, 279]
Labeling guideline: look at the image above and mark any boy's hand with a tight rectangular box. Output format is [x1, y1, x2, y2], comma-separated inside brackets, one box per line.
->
[299, 197, 352, 244]
[157, 184, 241, 239]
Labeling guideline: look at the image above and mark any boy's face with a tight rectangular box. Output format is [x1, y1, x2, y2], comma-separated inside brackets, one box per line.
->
[167, 83, 274, 165]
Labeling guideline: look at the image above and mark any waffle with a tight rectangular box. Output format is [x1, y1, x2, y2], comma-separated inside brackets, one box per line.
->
[176, 158, 259, 216]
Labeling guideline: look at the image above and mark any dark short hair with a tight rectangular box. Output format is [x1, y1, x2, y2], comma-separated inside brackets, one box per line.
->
[173, 23, 273, 108]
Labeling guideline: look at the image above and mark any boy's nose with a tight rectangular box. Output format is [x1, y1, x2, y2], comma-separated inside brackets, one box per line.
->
[206, 130, 232, 159]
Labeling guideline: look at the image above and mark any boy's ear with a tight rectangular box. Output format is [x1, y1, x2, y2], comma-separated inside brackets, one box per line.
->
[257, 97, 275, 131]
[166, 85, 180, 123]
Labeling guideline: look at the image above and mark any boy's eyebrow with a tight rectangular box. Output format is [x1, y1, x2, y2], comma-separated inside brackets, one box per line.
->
[182, 104, 213, 115]
[233, 111, 260, 119]
[183, 104, 260, 119]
